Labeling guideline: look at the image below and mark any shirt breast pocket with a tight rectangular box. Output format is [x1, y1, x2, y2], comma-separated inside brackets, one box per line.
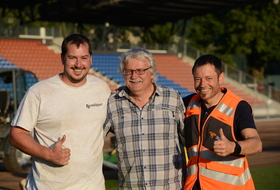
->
[111, 109, 133, 136]
[153, 108, 177, 137]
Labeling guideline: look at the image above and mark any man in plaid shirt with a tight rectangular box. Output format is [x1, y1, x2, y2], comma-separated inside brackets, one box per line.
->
[104, 48, 186, 190]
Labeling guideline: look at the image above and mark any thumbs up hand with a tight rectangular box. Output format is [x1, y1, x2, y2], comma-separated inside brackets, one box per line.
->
[49, 135, 71, 165]
[213, 128, 235, 157]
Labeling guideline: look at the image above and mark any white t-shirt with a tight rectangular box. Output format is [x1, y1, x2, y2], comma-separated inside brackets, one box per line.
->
[11, 74, 111, 190]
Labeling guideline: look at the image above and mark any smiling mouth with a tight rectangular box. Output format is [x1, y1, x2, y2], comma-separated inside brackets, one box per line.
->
[198, 88, 210, 92]
[129, 79, 143, 83]
[73, 68, 83, 72]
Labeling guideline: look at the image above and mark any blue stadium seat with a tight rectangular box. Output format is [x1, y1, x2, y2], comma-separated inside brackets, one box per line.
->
[0, 55, 18, 69]
[24, 71, 38, 88]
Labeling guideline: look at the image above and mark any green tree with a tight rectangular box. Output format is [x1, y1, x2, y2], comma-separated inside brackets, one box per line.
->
[141, 22, 176, 44]
[187, 2, 280, 80]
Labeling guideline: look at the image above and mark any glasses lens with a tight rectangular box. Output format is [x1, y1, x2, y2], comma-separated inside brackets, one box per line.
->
[123, 68, 149, 75]
[135, 69, 144, 75]
[124, 70, 131, 75]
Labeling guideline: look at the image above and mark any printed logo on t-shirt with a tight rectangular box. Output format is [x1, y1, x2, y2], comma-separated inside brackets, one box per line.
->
[86, 103, 103, 109]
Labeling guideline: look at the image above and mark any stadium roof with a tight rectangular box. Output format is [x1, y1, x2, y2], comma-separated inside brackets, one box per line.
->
[1, 0, 266, 27]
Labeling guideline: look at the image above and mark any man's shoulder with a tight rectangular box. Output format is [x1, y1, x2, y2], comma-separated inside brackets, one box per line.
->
[182, 93, 196, 107]
[87, 75, 111, 90]
[87, 74, 106, 83]
[157, 84, 175, 91]
[156, 84, 181, 95]
[108, 86, 125, 99]
[236, 100, 252, 112]
[29, 75, 57, 88]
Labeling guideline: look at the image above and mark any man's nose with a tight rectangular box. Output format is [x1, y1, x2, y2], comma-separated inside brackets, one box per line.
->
[74, 58, 82, 67]
[200, 79, 207, 87]
[131, 70, 139, 78]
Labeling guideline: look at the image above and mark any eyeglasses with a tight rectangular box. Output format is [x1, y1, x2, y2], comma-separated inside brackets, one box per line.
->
[123, 67, 150, 75]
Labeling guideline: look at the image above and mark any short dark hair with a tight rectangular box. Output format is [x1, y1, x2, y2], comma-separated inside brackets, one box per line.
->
[61, 34, 92, 57]
[192, 54, 223, 75]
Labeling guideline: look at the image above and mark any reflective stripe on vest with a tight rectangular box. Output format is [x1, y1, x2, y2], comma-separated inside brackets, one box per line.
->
[187, 147, 252, 186]
[188, 100, 200, 109]
[216, 102, 234, 117]
[188, 146, 198, 159]
[201, 147, 244, 168]
[201, 167, 252, 186]
[187, 146, 245, 174]
[187, 164, 196, 177]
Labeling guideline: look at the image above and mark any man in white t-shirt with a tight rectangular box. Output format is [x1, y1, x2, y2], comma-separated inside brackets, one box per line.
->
[9, 34, 111, 190]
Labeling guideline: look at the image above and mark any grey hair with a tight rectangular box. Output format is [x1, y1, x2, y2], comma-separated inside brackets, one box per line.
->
[119, 47, 158, 83]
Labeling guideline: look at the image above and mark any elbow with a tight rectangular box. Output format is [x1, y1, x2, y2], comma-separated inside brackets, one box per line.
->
[252, 138, 262, 154]
[9, 126, 22, 148]
[247, 138, 262, 156]
[9, 136, 17, 147]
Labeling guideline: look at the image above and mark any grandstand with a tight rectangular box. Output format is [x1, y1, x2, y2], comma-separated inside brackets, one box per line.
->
[0, 39, 119, 92]
[92, 53, 192, 97]
[0, 39, 62, 80]
[0, 38, 279, 118]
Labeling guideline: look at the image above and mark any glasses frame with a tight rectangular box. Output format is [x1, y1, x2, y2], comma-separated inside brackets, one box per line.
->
[123, 67, 150, 75]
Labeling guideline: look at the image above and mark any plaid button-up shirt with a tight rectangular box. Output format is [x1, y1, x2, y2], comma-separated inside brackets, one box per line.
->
[104, 85, 186, 190]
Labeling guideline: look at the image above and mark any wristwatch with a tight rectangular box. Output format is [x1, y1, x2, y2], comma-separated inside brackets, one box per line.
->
[233, 141, 241, 154]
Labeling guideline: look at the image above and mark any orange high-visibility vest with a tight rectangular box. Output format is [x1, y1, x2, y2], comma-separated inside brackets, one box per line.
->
[184, 87, 255, 190]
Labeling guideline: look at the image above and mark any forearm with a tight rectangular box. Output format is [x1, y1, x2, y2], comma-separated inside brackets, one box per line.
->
[9, 126, 51, 161]
[239, 136, 262, 156]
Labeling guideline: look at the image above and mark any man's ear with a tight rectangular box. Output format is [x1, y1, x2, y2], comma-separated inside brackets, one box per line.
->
[61, 54, 65, 65]
[90, 55, 92, 66]
[219, 72, 224, 84]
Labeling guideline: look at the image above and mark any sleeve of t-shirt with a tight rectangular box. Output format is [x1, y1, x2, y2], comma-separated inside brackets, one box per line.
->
[11, 87, 40, 132]
[234, 100, 257, 140]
